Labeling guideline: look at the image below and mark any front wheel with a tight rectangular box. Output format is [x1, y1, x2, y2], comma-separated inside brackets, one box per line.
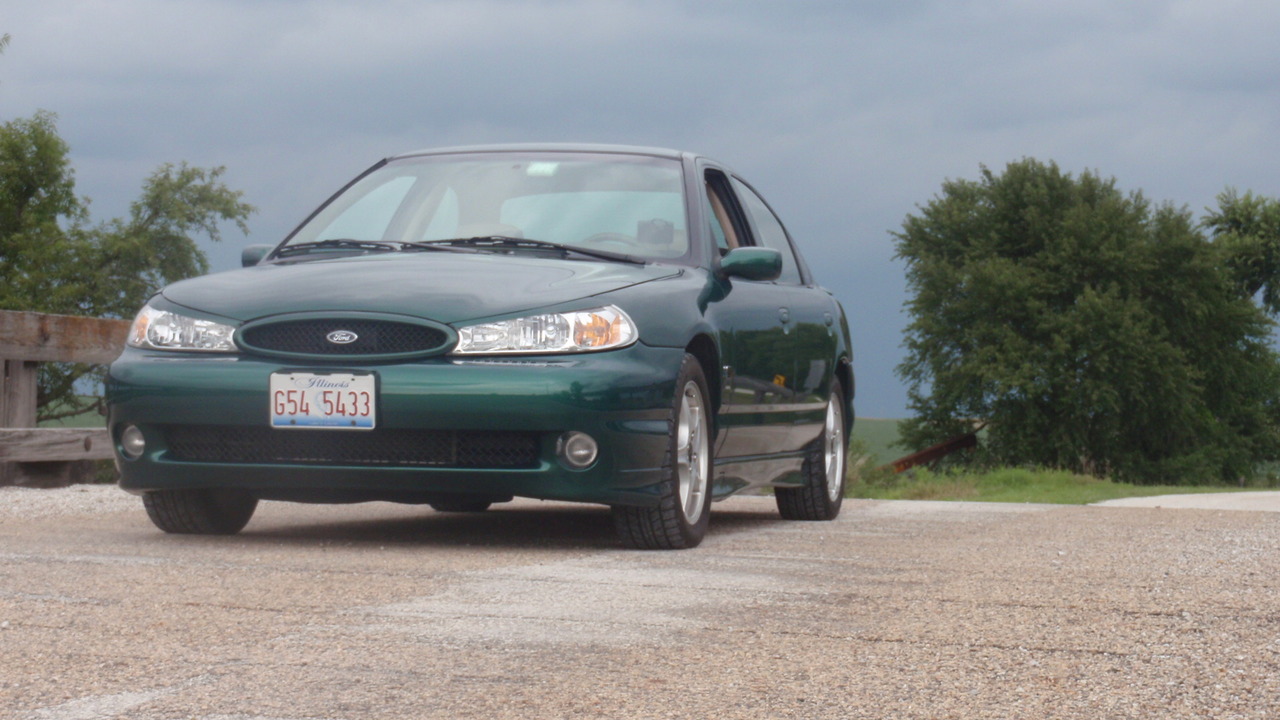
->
[142, 488, 258, 534]
[612, 354, 713, 549]
[776, 378, 847, 521]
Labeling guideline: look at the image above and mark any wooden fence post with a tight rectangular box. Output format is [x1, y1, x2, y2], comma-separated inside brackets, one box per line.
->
[1, 359, 38, 426]
[1, 359, 39, 485]
[0, 310, 129, 487]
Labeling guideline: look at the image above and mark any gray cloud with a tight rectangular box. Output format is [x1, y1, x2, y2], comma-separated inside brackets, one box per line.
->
[5, 0, 1279, 416]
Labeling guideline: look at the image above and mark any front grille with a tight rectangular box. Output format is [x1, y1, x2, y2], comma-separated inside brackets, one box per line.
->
[238, 319, 450, 357]
[163, 425, 540, 469]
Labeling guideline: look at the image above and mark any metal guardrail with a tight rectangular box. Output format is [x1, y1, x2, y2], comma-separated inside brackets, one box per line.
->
[0, 310, 129, 486]
[878, 422, 987, 474]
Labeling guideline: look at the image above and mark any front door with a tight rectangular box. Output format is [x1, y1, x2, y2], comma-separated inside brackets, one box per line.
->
[702, 168, 799, 461]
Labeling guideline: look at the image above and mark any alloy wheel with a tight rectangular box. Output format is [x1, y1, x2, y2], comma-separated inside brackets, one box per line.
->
[676, 380, 709, 523]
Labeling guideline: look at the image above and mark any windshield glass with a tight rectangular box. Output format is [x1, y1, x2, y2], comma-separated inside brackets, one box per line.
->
[281, 152, 690, 261]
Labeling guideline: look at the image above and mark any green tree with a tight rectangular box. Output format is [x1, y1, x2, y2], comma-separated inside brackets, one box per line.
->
[0, 110, 254, 420]
[87, 163, 253, 319]
[1202, 188, 1280, 314]
[0, 111, 90, 315]
[894, 158, 1280, 484]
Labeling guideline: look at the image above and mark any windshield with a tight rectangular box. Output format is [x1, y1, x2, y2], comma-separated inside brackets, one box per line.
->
[281, 152, 690, 261]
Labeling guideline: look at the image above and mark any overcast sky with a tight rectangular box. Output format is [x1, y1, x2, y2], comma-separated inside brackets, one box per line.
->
[5, 0, 1279, 417]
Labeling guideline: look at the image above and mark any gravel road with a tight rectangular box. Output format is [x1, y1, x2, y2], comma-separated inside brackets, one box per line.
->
[2, 485, 1278, 719]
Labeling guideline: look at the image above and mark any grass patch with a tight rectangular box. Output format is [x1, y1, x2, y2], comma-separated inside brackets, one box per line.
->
[848, 465, 1256, 504]
[845, 418, 1265, 503]
[849, 417, 901, 469]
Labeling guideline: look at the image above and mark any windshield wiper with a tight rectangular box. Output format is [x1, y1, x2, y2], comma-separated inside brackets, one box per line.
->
[274, 239, 403, 257]
[405, 236, 645, 264]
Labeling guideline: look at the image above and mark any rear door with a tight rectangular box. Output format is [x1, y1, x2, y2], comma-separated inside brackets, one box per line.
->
[728, 175, 837, 449]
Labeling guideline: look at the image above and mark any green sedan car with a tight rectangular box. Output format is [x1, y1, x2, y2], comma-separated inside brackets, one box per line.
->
[107, 144, 854, 549]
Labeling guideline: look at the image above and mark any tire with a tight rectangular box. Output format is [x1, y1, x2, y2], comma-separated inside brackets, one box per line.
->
[613, 354, 713, 549]
[776, 378, 847, 521]
[142, 488, 258, 535]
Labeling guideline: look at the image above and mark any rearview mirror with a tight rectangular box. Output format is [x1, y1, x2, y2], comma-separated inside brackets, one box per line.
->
[241, 245, 273, 267]
[720, 247, 782, 281]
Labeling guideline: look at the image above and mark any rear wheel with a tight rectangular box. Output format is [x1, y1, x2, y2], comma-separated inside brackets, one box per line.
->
[776, 379, 847, 521]
[613, 354, 712, 549]
[142, 488, 258, 535]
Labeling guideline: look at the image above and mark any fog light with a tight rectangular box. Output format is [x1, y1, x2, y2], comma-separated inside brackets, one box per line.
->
[120, 425, 146, 459]
[558, 431, 598, 469]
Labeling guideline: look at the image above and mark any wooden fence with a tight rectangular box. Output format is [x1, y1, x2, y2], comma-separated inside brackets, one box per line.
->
[0, 310, 130, 487]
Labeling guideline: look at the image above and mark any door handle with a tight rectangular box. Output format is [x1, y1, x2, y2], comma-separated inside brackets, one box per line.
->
[778, 307, 791, 324]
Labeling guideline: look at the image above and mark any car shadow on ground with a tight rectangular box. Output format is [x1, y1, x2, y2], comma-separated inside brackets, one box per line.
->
[204, 499, 791, 551]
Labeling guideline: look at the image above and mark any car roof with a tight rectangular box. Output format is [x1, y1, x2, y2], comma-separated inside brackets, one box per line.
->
[389, 143, 696, 163]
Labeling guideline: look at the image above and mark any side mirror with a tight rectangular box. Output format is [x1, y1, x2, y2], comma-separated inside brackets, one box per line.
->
[720, 247, 782, 281]
[241, 244, 274, 267]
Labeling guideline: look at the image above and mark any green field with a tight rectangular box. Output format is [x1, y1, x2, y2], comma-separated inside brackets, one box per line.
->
[38, 412, 105, 428]
[849, 417, 905, 469]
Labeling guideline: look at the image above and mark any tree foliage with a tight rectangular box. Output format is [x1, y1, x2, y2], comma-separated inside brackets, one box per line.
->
[0, 110, 254, 420]
[0, 111, 90, 314]
[1203, 188, 1280, 314]
[88, 163, 253, 319]
[894, 158, 1280, 484]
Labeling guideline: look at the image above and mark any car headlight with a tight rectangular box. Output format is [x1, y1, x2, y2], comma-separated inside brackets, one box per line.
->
[127, 305, 238, 352]
[453, 305, 637, 355]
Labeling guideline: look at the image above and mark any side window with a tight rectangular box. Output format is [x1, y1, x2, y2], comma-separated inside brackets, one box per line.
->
[705, 183, 733, 253]
[730, 177, 802, 285]
[704, 170, 744, 255]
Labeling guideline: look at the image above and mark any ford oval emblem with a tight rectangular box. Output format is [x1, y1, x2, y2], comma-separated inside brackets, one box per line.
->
[326, 329, 358, 345]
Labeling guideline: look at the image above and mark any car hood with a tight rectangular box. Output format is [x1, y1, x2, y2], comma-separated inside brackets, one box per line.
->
[160, 252, 683, 325]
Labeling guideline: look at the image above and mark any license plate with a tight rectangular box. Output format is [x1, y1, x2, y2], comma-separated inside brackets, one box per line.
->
[270, 372, 376, 429]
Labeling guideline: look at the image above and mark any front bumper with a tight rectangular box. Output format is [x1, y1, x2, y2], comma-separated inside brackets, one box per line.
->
[107, 343, 685, 507]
